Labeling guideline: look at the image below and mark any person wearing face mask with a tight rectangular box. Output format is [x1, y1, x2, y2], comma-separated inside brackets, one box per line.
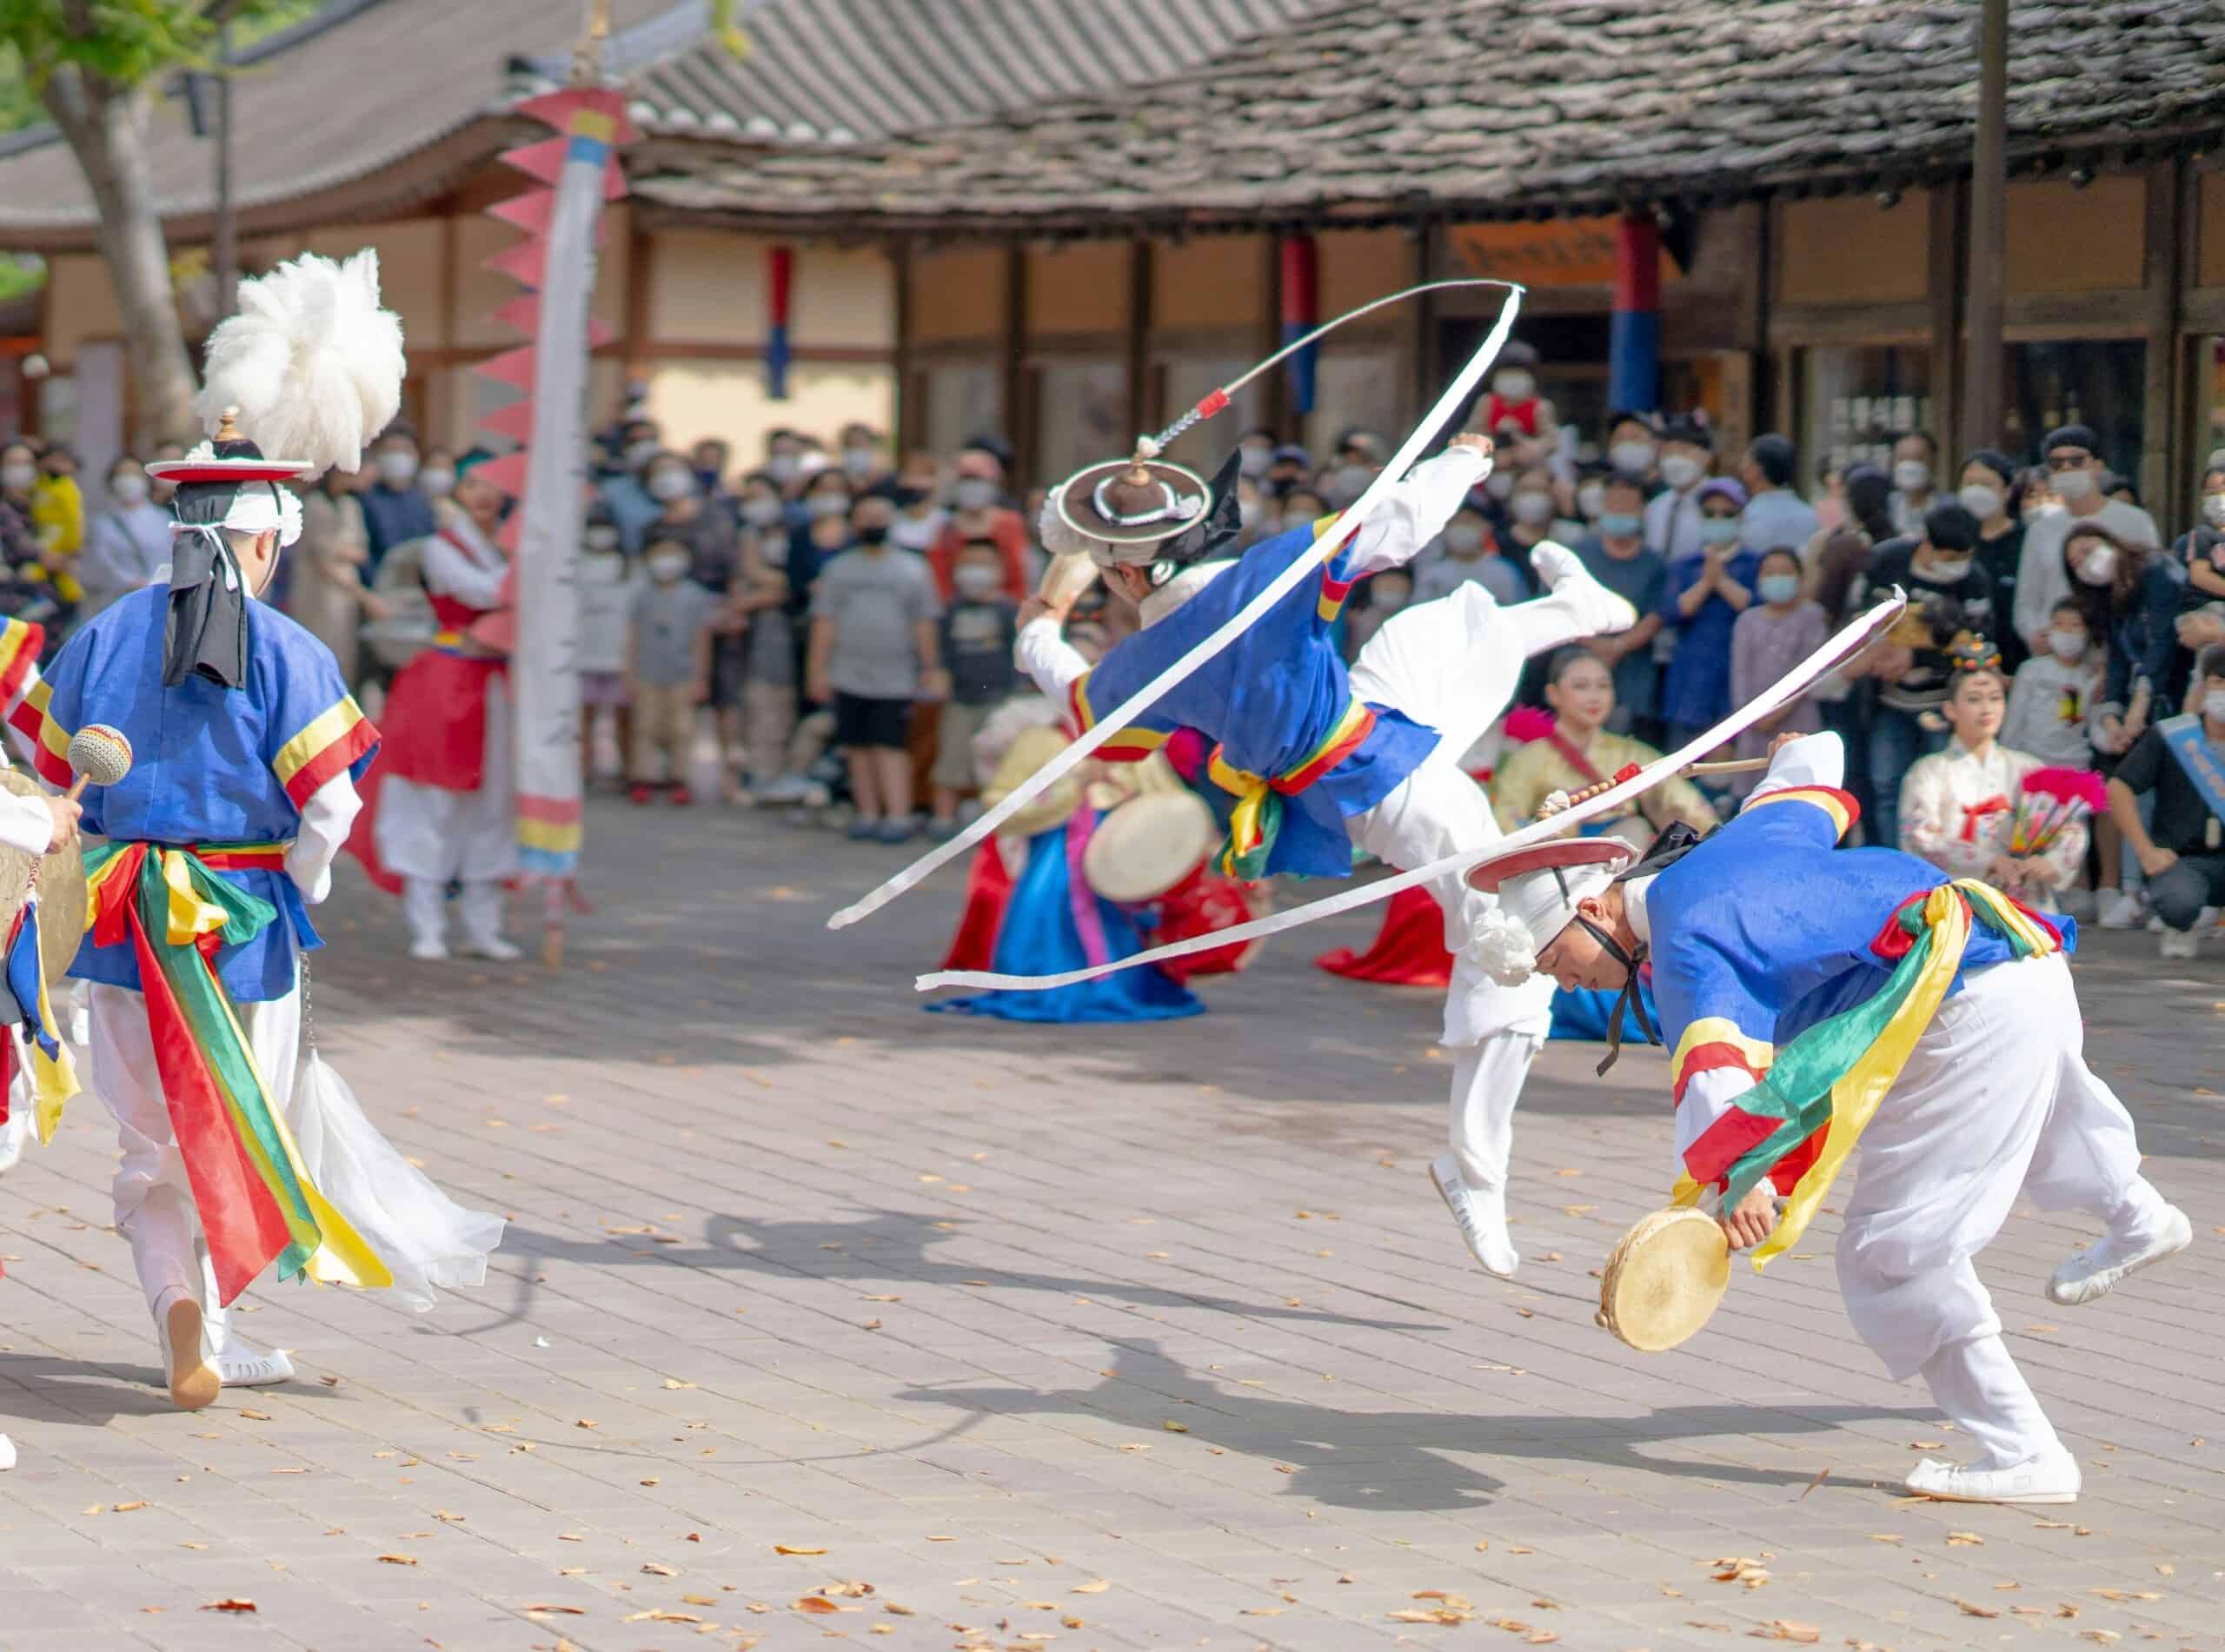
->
[1476, 342, 1559, 473]
[2171, 460, 2225, 621]
[1641, 415, 1715, 562]
[929, 448, 1029, 601]
[643, 450, 747, 797]
[1886, 429, 1940, 539]
[1603, 411, 1661, 488]
[1232, 475, 1270, 549]
[81, 455, 175, 620]
[1265, 442, 1312, 494]
[2003, 598, 2103, 790]
[727, 512, 800, 802]
[2073, 525, 2181, 935]
[887, 453, 949, 556]
[374, 455, 525, 962]
[690, 437, 734, 501]
[1413, 504, 1524, 607]
[625, 538, 714, 806]
[0, 441, 47, 614]
[356, 427, 437, 574]
[2107, 641, 2225, 959]
[1956, 449, 2028, 673]
[416, 447, 456, 503]
[1734, 434, 1819, 558]
[1725, 546, 1828, 791]
[807, 494, 946, 843]
[26, 442, 84, 610]
[837, 423, 886, 487]
[1574, 472, 1669, 737]
[2013, 424, 2161, 650]
[759, 426, 808, 495]
[288, 465, 391, 685]
[1573, 468, 1611, 527]
[1844, 501, 2002, 848]
[575, 501, 636, 787]
[1235, 426, 1278, 484]
[1657, 478, 1760, 751]
[927, 541, 1022, 837]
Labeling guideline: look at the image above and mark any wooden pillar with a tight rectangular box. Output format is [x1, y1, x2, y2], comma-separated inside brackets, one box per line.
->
[437, 209, 460, 447]
[622, 215, 654, 384]
[1960, 0, 2009, 456]
[2141, 155, 2187, 523]
[1000, 244, 1029, 483]
[1611, 212, 1662, 415]
[1125, 236, 1152, 439]
[1927, 181, 1965, 452]
[892, 235, 919, 453]
[1257, 236, 1288, 438]
[1405, 221, 1438, 427]
[1750, 197, 1777, 435]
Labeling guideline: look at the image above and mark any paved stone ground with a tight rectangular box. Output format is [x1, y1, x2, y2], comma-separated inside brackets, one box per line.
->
[2, 795, 2222, 1652]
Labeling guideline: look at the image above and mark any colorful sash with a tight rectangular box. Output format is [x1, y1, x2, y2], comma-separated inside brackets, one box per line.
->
[0, 897, 78, 1144]
[1205, 698, 1377, 879]
[2156, 713, 2225, 828]
[1671, 879, 2061, 1269]
[84, 841, 390, 1307]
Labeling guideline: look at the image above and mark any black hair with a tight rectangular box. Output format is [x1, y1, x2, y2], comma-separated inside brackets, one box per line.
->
[1923, 501, 1982, 554]
[1603, 468, 1649, 497]
[1662, 415, 1713, 452]
[1757, 545, 1803, 577]
[2198, 642, 2225, 683]
[1498, 341, 1540, 368]
[1606, 408, 1658, 435]
[1544, 645, 1606, 687]
[2043, 423, 2103, 459]
[1843, 463, 1896, 542]
[1240, 425, 1276, 443]
[1961, 448, 2016, 488]
[1747, 433, 1797, 488]
[1895, 428, 1939, 459]
[2049, 597, 2088, 625]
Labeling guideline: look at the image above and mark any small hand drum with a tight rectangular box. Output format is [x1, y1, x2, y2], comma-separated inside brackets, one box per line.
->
[1595, 1206, 1730, 1352]
[1083, 791, 1219, 904]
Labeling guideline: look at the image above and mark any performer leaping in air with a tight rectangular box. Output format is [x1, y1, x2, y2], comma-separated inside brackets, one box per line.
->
[1472, 729, 2189, 1504]
[1013, 431, 1635, 1277]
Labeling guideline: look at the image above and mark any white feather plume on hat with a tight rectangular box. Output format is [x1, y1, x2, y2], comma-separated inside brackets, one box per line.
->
[193, 249, 404, 476]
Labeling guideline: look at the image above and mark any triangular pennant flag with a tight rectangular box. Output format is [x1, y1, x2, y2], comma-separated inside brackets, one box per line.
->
[489, 190, 556, 236]
[475, 345, 537, 393]
[483, 236, 548, 290]
[478, 450, 533, 498]
[477, 400, 537, 445]
[587, 317, 614, 348]
[515, 87, 641, 147]
[493, 294, 542, 335]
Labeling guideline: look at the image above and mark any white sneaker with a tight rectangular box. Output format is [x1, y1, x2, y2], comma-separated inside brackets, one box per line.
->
[0, 1109, 26, 1174]
[0, 1432, 15, 1471]
[461, 935, 524, 962]
[1905, 1450, 2080, 1504]
[1528, 541, 1637, 637]
[758, 772, 811, 804]
[1430, 1154, 1520, 1278]
[408, 938, 450, 962]
[2096, 888, 2144, 929]
[2048, 1204, 2193, 1305]
[2159, 926, 2201, 960]
[214, 1345, 295, 1389]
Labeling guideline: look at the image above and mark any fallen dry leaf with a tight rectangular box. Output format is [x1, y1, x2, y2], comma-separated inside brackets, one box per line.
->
[1908, 1440, 1945, 1450]
[573, 1418, 597, 1430]
[1957, 1600, 2001, 1618]
[201, 1599, 257, 1613]
[113, 1501, 147, 1513]
[1945, 1530, 1984, 1546]
[1867, 1534, 1903, 1543]
[2156, 1562, 2175, 1576]
[376, 1555, 417, 1567]
[793, 1596, 848, 1615]
[885, 1602, 917, 1616]
[1413, 1589, 1476, 1610]
[661, 1378, 698, 1390]
[521, 1605, 588, 1616]
[641, 1562, 679, 1576]
[822, 1582, 874, 1598]
[1474, 1540, 1490, 1552]
[238, 1410, 272, 1421]
[1069, 1579, 1110, 1595]
[772, 1544, 826, 1556]
[1750, 1623, 1820, 1645]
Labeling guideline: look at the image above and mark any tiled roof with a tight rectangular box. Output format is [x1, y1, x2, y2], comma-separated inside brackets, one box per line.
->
[634, 0, 2225, 233]
[624, 0, 1338, 144]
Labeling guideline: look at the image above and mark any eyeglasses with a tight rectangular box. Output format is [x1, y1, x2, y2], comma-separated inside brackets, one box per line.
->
[2045, 452, 2095, 472]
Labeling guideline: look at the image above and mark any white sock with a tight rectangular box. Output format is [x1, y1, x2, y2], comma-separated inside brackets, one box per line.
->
[1921, 1335, 2063, 1470]
[402, 879, 446, 949]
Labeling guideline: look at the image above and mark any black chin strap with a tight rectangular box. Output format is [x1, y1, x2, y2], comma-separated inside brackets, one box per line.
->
[1574, 913, 1655, 1076]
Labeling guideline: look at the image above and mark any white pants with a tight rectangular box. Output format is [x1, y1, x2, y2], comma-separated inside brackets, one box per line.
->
[1346, 581, 1601, 1189]
[402, 878, 512, 952]
[375, 675, 519, 886]
[90, 979, 301, 1357]
[1836, 952, 2169, 1465]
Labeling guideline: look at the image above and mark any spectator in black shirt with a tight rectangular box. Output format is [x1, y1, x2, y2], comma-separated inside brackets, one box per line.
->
[2106, 643, 2225, 959]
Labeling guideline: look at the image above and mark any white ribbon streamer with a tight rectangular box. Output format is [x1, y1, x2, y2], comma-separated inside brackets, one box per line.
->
[918, 591, 1906, 994]
[827, 282, 1529, 932]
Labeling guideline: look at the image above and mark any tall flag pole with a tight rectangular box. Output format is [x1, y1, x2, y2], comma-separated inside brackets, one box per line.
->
[1279, 234, 1319, 420]
[470, 19, 635, 967]
[766, 245, 794, 400]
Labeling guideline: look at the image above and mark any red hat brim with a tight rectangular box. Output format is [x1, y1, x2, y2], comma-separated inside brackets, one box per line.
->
[145, 458, 307, 485]
[1466, 835, 1632, 894]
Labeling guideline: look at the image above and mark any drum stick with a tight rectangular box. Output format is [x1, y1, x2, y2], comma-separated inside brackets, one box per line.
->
[1683, 756, 1770, 777]
[64, 774, 91, 804]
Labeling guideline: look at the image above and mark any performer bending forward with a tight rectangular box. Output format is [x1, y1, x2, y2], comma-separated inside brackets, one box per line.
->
[1017, 433, 1634, 1276]
[1479, 731, 2189, 1503]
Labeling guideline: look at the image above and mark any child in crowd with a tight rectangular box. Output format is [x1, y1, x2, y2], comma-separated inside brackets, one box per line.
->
[1725, 546, 1828, 790]
[807, 494, 946, 843]
[577, 501, 635, 785]
[628, 537, 714, 805]
[928, 539, 1020, 837]
[2004, 597, 2105, 770]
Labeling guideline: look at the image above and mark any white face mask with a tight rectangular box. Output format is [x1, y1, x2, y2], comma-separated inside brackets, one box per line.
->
[110, 474, 150, 506]
[1658, 453, 1704, 490]
[2207, 687, 2225, 723]
[805, 492, 851, 520]
[648, 552, 690, 583]
[1511, 492, 1554, 525]
[376, 451, 418, 487]
[741, 497, 783, 527]
[763, 453, 800, 486]
[1372, 581, 1410, 614]
[1608, 440, 1656, 474]
[889, 514, 940, 551]
[2202, 493, 2225, 529]
[1331, 464, 1373, 503]
[2076, 544, 2117, 586]
[1238, 445, 1273, 481]
[953, 563, 1000, 599]
[648, 468, 694, 503]
[2047, 627, 2087, 660]
[843, 445, 878, 477]
[1494, 370, 1535, 401]
[1892, 460, 1931, 493]
[1576, 481, 1607, 521]
[953, 477, 997, 512]
[1957, 484, 2002, 521]
[0, 463, 34, 493]
[1757, 574, 1800, 606]
[585, 526, 621, 552]
[1483, 468, 1517, 501]
[1238, 498, 1261, 529]
[1444, 522, 1486, 556]
[2052, 468, 2095, 502]
[418, 468, 455, 499]
[624, 440, 661, 470]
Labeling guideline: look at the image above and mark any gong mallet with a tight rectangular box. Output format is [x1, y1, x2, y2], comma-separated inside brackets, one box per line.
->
[65, 723, 133, 800]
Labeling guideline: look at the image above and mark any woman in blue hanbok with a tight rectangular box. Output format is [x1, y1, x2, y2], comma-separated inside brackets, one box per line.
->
[928, 720, 1202, 1025]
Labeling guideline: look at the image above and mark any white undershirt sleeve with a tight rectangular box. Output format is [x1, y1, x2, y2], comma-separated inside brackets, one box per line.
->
[286, 771, 363, 906]
[420, 534, 508, 610]
[1744, 731, 1845, 800]
[0, 790, 50, 856]
[1015, 617, 1089, 700]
